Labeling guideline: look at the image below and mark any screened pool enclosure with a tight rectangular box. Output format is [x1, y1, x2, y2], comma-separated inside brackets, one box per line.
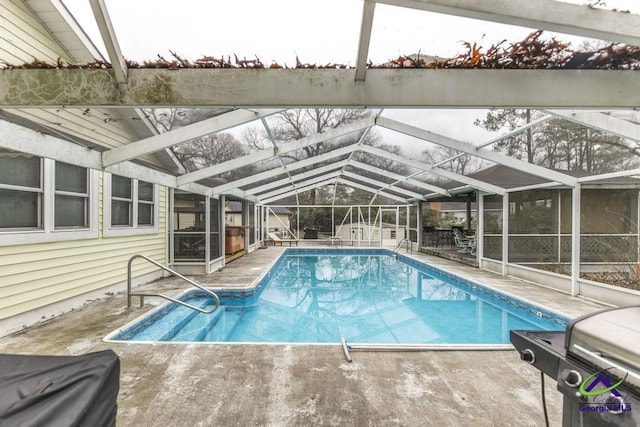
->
[2, 0, 640, 312]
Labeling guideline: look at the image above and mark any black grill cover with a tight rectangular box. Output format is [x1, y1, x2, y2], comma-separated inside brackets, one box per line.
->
[0, 349, 120, 427]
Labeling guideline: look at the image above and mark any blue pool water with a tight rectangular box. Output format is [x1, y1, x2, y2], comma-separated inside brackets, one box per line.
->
[109, 249, 568, 344]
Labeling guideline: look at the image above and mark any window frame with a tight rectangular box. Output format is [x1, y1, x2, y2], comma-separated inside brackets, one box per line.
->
[54, 161, 90, 230]
[103, 173, 159, 237]
[0, 158, 99, 245]
[0, 155, 43, 230]
[137, 180, 155, 226]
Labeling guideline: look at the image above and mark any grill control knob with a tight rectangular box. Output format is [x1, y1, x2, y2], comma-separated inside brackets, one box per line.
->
[520, 349, 535, 364]
[564, 370, 582, 388]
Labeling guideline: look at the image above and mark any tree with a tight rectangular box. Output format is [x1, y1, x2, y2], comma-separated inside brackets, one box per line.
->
[475, 109, 640, 173]
[173, 132, 254, 180]
[144, 108, 256, 180]
[474, 109, 541, 163]
[422, 147, 473, 175]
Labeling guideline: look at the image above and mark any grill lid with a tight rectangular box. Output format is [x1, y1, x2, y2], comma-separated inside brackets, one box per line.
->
[566, 306, 640, 388]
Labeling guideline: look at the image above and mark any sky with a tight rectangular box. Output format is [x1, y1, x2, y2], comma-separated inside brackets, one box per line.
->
[61, 0, 640, 156]
[64, 0, 640, 65]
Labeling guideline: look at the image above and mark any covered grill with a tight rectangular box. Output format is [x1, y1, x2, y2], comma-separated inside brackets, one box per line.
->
[511, 306, 640, 427]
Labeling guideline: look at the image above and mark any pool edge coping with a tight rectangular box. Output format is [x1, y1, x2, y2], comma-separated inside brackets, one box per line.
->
[104, 247, 572, 346]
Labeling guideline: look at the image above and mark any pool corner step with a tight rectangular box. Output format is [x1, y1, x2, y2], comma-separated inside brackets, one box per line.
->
[168, 306, 225, 342]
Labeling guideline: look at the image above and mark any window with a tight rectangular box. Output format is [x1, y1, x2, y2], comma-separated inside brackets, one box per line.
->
[55, 162, 88, 228]
[0, 154, 98, 244]
[0, 154, 42, 229]
[104, 173, 158, 236]
[137, 181, 154, 226]
[111, 175, 133, 226]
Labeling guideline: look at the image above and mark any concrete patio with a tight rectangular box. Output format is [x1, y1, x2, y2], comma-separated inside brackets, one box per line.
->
[0, 248, 606, 426]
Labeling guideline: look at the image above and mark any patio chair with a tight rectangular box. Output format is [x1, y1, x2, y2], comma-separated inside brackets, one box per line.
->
[452, 228, 475, 254]
[265, 232, 299, 247]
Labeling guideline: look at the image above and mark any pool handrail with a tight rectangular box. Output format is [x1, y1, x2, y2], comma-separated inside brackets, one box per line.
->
[127, 254, 220, 314]
[392, 238, 412, 255]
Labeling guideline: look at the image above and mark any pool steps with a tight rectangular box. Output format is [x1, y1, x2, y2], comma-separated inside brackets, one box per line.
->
[168, 307, 224, 341]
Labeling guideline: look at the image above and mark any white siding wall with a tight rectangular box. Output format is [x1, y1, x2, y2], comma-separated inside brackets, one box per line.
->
[0, 0, 73, 64]
[0, 2, 172, 325]
[0, 175, 167, 321]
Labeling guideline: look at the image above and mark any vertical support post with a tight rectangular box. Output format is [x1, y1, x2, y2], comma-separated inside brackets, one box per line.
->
[466, 193, 472, 231]
[368, 206, 372, 246]
[405, 205, 410, 242]
[261, 205, 266, 242]
[296, 206, 300, 241]
[396, 206, 400, 244]
[205, 195, 211, 273]
[571, 184, 581, 296]
[417, 201, 423, 248]
[477, 192, 484, 267]
[502, 194, 509, 275]
[350, 207, 353, 244]
[331, 205, 335, 239]
[168, 187, 174, 266]
[220, 195, 226, 268]
[637, 191, 640, 278]
[243, 200, 249, 251]
[557, 191, 562, 264]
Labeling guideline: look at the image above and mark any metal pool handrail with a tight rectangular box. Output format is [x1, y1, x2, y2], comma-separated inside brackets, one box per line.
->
[127, 254, 220, 314]
[392, 238, 412, 255]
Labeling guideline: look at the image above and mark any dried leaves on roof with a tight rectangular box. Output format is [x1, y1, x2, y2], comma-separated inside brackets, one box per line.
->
[5, 31, 640, 70]
[374, 31, 640, 70]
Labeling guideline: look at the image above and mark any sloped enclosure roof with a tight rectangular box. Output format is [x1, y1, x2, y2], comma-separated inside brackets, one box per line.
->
[2, 0, 640, 205]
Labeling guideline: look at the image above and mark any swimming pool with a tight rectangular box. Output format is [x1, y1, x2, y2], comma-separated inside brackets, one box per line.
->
[106, 249, 568, 345]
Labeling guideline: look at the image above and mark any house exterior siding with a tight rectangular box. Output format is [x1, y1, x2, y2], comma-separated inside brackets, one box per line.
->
[0, 176, 167, 321]
[0, 0, 73, 64]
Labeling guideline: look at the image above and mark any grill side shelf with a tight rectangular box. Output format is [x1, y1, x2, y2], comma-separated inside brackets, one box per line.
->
[510, 330, 566, 380]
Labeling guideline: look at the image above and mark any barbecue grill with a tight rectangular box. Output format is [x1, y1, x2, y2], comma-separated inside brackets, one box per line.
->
[511, 306, 640, 427]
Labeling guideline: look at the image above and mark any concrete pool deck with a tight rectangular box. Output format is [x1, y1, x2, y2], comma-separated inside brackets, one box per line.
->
[0, 247, 607, 426]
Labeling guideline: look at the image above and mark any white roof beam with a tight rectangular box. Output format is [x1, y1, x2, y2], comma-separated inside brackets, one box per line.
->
[0, 119, 211, 196]
[261, 178, 338, 204]
[5, 69, 640, 108]
[212, 143, 359, 194]
[545, 110, 640, 145]
[374, 0, 640, 45]
[260, 116, 298, 206]
[247, 160, 348, 195]
[89, 0, 127, 86]
[506, 181, 564, 193]
[223, 188, 258, 202]
[257, 171, 342, 201]
[348, 159, 451, 196]
[479, 114, 554, 149]
[177, 117, 374, 186]
[337, 178, 410, 204]
[359, 145, 506, 195]
[355, 0, 376, 82]
[578, 168, 640, 183]
[377, 116, 577, 186]
[342, 171, 424, 199]
[0, 119, 101, 169]
[436, 113, 554, 167]
[102, 109, 280, 167]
